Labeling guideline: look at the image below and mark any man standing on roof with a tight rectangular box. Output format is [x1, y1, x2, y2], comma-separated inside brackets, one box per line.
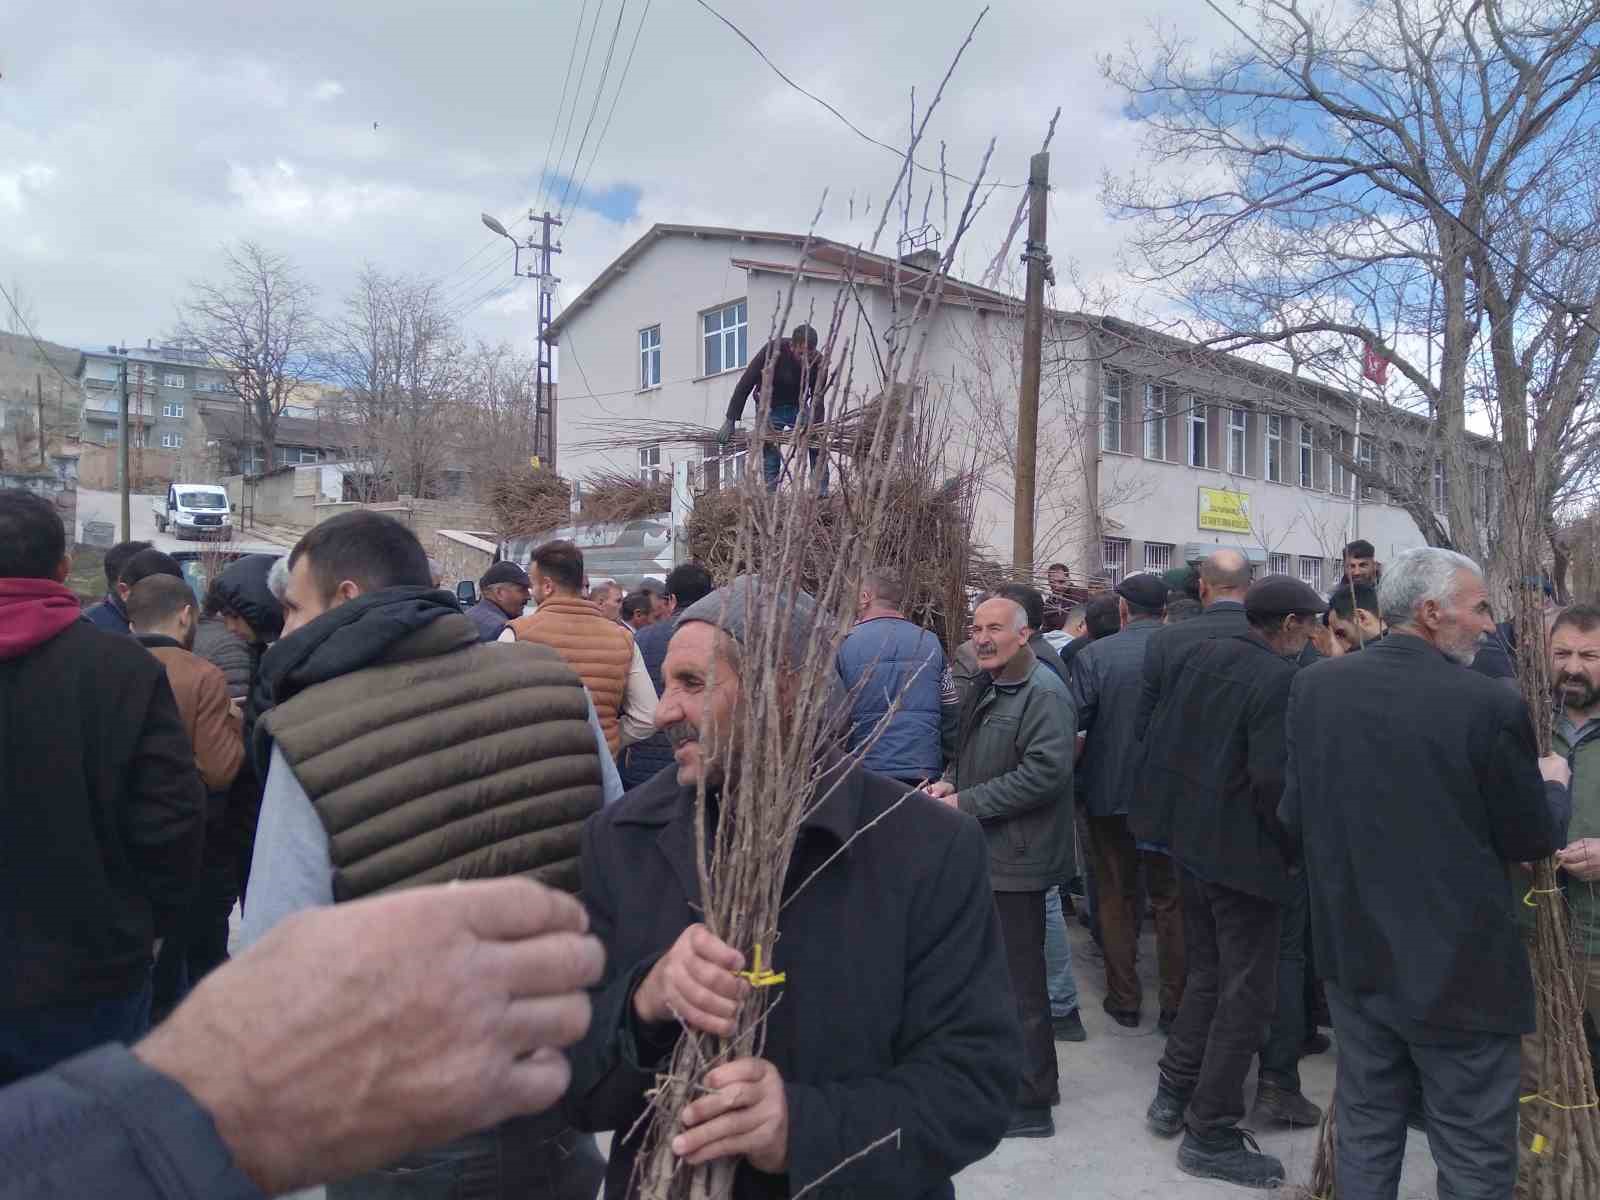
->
[717, 323, 828, 491]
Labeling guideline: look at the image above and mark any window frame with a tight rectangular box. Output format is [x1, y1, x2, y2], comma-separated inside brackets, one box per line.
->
[162, 401, 184, 419]
[1188, 397, 1208, 469]
[1227, 406, 1248, 475]
[1298, 422, 1315, 488]
[1144, 383, 1168, 461]
[1143, 541, 1174, 574]
[1298, 556, 1323, 591]
[162, 372, 185, 389]
[639, 443, 664, 484]
[1265, 413, 1284, 483]
[1268, 552, 1291, 576]
[1102, 536, 1131, 582]
[160, 431, 184, 449]
[699, 300, 748, 379]
[1101, 370, 1126, 455]
[638, 325, 662, 390]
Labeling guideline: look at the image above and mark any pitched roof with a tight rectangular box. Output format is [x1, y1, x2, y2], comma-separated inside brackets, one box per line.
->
[200, 406, 348, 448]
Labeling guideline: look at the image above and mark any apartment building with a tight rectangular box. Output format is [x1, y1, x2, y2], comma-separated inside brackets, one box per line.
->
[546, 223, 1498, 584]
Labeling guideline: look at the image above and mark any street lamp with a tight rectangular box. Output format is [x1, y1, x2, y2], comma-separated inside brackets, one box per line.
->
[481, 212, 513, 241]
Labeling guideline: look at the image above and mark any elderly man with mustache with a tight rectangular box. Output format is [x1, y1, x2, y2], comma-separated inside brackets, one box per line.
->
[565, 576, 1020, 1200]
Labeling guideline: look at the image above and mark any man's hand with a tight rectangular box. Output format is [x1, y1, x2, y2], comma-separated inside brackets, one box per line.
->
[1558, 838, 1600, 882]
[134, 878, 603, 1196]
[923, 780, 955, 799]
[673, 1057, 789, 1173]
[1539, 754, 1572, 788]
[633, 923, 747, 1037]
[716, 418, 735, 446]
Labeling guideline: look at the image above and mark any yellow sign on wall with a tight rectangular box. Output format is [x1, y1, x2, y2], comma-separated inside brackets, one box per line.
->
[1198, 487, 1252, 534]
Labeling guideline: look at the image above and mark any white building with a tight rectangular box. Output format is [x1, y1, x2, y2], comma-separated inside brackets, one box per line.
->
[547, 224, 1496, 586]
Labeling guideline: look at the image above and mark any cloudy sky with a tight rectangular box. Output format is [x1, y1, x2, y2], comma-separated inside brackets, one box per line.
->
[1, 0, 1220, 357]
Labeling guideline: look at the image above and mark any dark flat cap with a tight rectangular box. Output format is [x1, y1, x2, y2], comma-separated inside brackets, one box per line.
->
[480, 561, 530, 588]
[1246, 575, 1327, 618]
[1115, 572, 1169, 610]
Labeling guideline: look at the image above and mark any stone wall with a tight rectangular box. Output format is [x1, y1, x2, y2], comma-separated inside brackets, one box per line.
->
[310, 498, 498, 573]
[2, 453, 79, 542]
[433, 530, 498, 589]
[79, 444, 178, 491]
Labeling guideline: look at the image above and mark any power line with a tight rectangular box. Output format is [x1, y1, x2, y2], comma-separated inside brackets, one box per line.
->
[544, 0, 609, 215]
[436, 214, 528, 289]
[0, 277, 77, 390]
[534, 0, 594, 214]
[564, 0, 654, 235]
[557, 0, 633, 218]
[692, 0, 1021, 190]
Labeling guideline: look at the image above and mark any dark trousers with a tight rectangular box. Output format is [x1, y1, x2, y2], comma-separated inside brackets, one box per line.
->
[0, 975, 152, 1087]
[1259, 872, 1308, 1091]
[328, 1110, 606, 1200]
[994, 890, 1057, 1109]
[761, 406, 826, 492]
[152, 859, 238, 1022]
[1085, 815, 1184, 1014]
[1329, 987, 1519, 1200]
[1159, 871, 1280, 1135]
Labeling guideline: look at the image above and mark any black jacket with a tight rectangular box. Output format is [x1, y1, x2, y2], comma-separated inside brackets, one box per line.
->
[726, 339, 827, 423]
[1135, 599, 1249, 741]
[1136, 632, 1297, 902]
[1279, 634, 1569, 1034]
[192, 618, 253, 700]
[567, 765, 1020, 1199]
[0, 1045, 259, 1200]
[1, 621, 204, 1009]
[1069, 619, 1162, 817]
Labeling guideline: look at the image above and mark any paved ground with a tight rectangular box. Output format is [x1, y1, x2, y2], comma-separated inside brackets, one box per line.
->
[266, 915, 1441, 1199]
[76, 486, 285, 556]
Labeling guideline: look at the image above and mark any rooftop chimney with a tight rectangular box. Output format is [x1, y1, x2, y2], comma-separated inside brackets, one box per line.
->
[900, 247, 941, 273]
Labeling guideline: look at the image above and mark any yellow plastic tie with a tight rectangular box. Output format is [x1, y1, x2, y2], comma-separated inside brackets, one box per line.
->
[1532, 1133, 1549, 1155]
[737, 942, 786, 988]
[1520, 1092, 1599, 1112]
[1523, 886, 1562, 907]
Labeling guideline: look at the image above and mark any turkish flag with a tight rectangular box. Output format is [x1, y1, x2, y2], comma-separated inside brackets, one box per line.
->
[1363, 344, 1390, 386]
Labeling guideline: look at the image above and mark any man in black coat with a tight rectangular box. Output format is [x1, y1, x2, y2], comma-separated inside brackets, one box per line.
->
[0, 490, 205, 1086]
[567, 580, 1020, 1199]
[620, 561, 715, 790]
[1070, 572, 1184, 1030]
[1281, 547, 1571, 1200]
[1135, 548, 1252, 739]
[1139, 576, 1329, 1188]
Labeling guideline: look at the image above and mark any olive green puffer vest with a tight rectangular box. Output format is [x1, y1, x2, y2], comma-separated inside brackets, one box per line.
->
[266, 618, 603, 898]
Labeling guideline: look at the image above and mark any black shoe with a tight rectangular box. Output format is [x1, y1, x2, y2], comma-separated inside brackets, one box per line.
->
[1146, 1080, 1190, 1138]
[1177, 1127, 1285, 1189]
[1105, 1007, 1141, 1029]
[1300, 1032, 1331, 1056]
[1158, 1008, 1178, 1034]
[1052, 1009, 1087, 1042]
[1253, 1082, 1323, 1128]
[1005, 1107, 1055, 1139]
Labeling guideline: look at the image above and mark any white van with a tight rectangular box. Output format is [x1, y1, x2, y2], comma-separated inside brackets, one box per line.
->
[152, 484, 234, 541]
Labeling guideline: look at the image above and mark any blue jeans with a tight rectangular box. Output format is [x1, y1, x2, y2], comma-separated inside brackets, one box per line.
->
[1045, 886, 1080, 1017]
[761, 406, 826, 493]
[0, 974, 152, 1086]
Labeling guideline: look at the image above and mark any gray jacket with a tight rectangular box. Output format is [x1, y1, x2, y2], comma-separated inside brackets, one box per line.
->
[946, 645, 1077, 891]
[1070, 618, 1163, 818]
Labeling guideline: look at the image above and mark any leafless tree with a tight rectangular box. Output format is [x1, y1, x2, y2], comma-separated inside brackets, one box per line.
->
[1102, 0, 1600, 579]
[325, 266, 467, 500]
[175, 242, 319, 471]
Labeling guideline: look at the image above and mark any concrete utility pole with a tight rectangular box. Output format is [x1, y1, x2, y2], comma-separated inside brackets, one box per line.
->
[480, 210, 562, 470]
[117, 350, 131, 543]
[36, 373, 45, 468]
[1013, 151, 1050, 579]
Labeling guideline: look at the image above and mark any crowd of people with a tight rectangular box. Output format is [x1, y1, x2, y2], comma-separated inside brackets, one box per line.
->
[1, 481, 1596, 1200]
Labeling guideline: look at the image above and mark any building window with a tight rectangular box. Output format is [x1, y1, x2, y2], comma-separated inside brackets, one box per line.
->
[1103, 537, 1130, 582]
[1228, 407, 1248, 474]
[1143, 541, 1174, 574]
[1144, 384, 1168, 460]
[639, 326, 661, 390]
[1188, 398, 1208, 468]
[273, 446, 320, 466]
[160, 432, 184, 449]
[702, 301, 747, 377]
[1266, 414, 1283, 482]
[1331, 429, 1351, 497]
[162, 401, 184, 419]
[1358, 436, 1376, 499]
[162, 373, 185, 389]
[1299, 422, 1315, 488]
[1268, 552, 1291, 575]
[639, 443, 663, 484]
[1298, 556, 1323, 590]
[1101, 370, 1126, 454]
[1433, 458, 1446, 510]
[103, 427, 118, 445]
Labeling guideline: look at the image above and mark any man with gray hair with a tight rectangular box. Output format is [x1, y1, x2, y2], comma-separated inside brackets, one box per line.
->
[1280, 546, 1572, 1200]
[930, 593, 1077, 1139]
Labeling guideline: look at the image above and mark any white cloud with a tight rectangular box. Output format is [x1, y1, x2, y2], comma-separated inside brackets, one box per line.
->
[0, 164, 58, 213]
[312, 79, 345, 102]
